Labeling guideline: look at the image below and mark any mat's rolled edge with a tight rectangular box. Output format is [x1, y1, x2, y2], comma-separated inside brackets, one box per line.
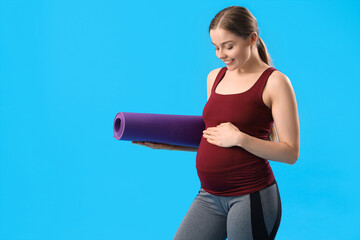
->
[113, 112, 125, 140]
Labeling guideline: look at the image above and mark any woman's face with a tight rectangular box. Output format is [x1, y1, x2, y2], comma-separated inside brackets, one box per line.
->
[210, 28, 255, 70]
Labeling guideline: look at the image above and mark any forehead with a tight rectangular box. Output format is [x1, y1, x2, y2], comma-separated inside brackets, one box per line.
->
[210, 28, 241, 45]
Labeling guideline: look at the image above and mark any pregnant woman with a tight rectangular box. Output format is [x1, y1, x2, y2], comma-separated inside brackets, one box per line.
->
[133, 5, 300, 240]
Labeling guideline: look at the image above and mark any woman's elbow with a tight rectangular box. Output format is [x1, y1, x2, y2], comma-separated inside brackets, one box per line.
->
[290, 148, 300, 165]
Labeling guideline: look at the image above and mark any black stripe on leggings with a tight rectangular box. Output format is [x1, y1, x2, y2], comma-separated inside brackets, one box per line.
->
[268, 183, 281, 239]
[250, 190, 269, 240]
[250, 180, 281, 240]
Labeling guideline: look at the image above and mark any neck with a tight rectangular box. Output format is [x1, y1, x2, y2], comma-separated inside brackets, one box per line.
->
[233, 47, 268, 74]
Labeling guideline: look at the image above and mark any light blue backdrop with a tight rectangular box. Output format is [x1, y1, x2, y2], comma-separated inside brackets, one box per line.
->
[1, 0, 359, 239]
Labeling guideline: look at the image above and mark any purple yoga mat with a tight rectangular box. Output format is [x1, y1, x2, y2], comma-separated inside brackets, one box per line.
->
[113, 112, 205, 148]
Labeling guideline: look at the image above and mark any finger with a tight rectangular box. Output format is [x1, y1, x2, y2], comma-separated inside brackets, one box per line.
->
[145, 142, 159, 147]
[203, 133, 211, 139]
[207, 135, 215, 141]
[207, 128, 218, 132]
[206, 137, 214, 143]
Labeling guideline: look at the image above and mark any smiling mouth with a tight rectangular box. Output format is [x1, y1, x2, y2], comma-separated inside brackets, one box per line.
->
[224, 59, 234, 64]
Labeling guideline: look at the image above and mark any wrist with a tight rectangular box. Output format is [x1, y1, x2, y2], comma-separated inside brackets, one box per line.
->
[236, 131, 247, 148]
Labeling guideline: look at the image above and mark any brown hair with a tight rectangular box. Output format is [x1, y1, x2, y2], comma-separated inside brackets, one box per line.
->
[209, 6, 279, 142]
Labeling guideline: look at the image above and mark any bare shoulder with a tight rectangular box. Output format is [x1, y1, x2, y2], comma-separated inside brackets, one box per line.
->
[266, 69, 296, 105]
[207, 68, 222, 86]
[207, 68, 222, 100]
[268, 70, 293, 95]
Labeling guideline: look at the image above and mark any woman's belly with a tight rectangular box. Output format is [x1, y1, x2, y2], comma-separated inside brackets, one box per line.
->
[195, 136, 273, 192]
[196, 136, 262, 172]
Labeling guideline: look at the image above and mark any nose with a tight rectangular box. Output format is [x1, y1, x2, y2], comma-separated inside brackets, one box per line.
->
[217, 49, 226, 60]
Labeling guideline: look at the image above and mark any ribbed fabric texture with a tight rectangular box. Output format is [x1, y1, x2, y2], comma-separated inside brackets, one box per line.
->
[196, 66, 278, 196]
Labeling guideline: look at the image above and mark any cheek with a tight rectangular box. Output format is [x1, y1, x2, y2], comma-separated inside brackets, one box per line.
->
[234, 48, 250, 61]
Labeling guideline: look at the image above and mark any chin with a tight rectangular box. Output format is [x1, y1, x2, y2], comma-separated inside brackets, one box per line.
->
[226, 64, 236, 70]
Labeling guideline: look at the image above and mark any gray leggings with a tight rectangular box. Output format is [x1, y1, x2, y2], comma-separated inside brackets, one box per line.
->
[173, 180, 282, 240]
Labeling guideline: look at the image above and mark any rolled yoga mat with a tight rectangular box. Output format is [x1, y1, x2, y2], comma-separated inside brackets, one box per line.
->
[113, 112, 205, 148]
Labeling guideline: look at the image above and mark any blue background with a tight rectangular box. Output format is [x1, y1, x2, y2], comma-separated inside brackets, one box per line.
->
[1, 0, 359, 239]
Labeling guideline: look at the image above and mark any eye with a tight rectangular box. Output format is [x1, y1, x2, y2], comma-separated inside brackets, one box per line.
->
[215, 46, 233, 51]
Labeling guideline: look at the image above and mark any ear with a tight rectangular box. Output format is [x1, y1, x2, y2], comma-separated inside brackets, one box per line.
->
[249, 32, 258, 46]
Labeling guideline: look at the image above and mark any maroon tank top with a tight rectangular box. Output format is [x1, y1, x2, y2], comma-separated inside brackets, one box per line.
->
[196, 66, 277, 196]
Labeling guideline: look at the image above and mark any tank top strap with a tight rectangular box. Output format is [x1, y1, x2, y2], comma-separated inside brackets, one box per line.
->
[211, 67, 227, 94]
[252, 67, 278, 99]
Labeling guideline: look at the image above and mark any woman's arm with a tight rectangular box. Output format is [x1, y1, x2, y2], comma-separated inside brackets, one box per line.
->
[237, 134, 297, 164]
[171, 145, 198, 152]
[132, 141, 198, 152]
[236, 72, 300, 165]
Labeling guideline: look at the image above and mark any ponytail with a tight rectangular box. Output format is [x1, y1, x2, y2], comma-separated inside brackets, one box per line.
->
[257, 37, 278, 142]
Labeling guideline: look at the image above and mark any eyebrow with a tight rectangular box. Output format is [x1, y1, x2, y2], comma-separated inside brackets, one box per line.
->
[212, 40, 234, 46]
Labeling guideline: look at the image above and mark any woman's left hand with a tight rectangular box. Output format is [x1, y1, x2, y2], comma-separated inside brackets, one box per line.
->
[202, 122, 245, 148]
